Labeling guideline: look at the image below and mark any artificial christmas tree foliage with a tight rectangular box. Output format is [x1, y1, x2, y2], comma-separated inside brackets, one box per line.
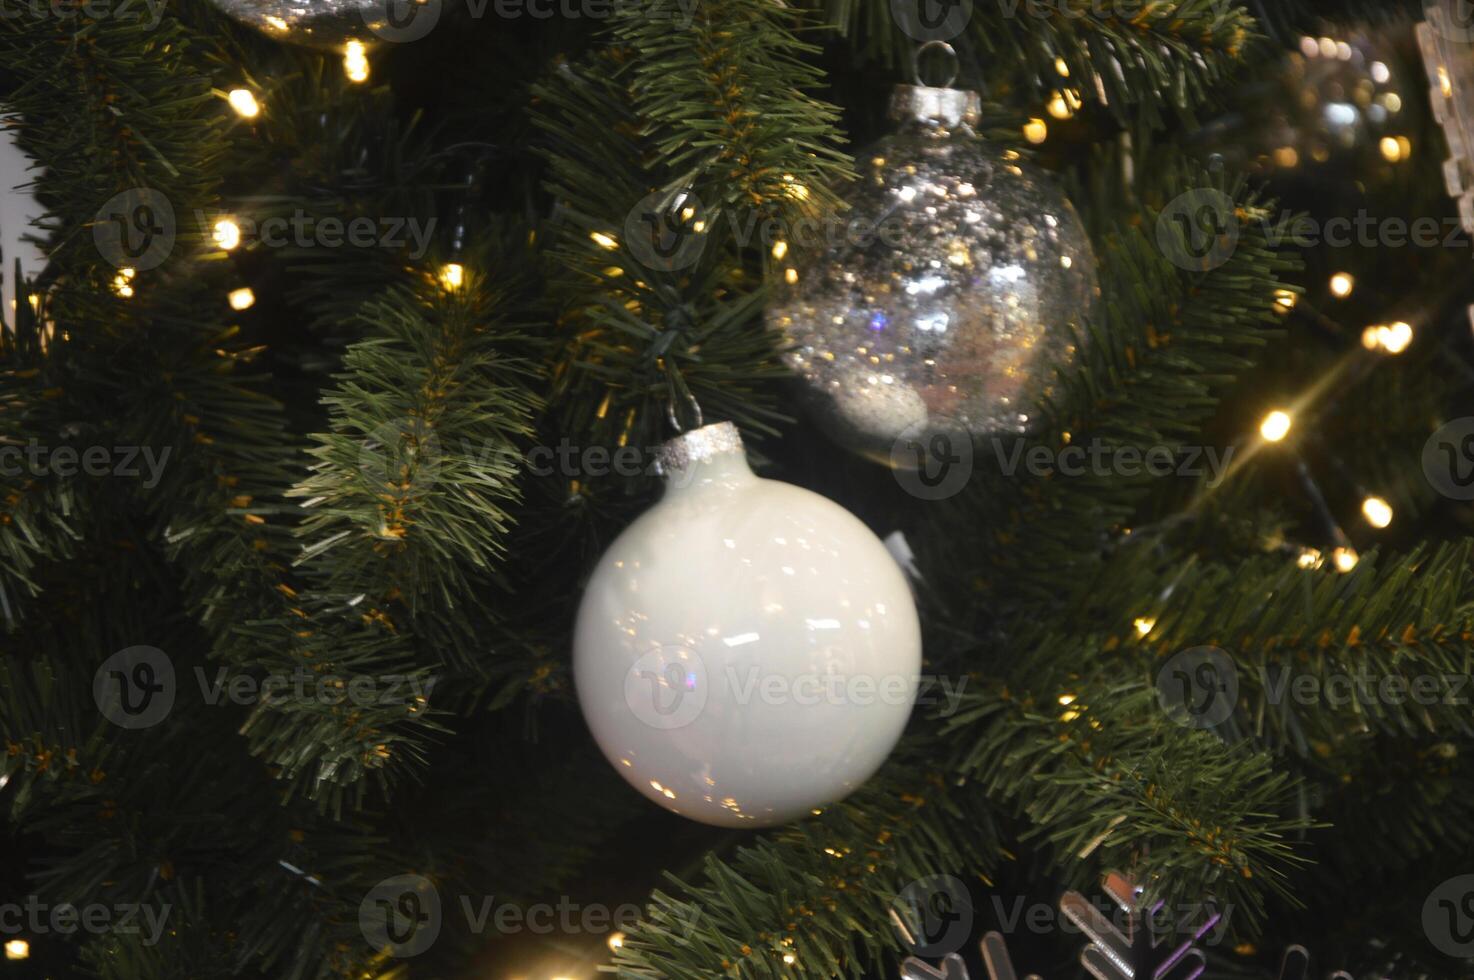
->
[3, 0, 1474, 978]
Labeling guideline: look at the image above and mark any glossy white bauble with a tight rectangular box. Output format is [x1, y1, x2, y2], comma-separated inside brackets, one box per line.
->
[573, 423, 921, 827]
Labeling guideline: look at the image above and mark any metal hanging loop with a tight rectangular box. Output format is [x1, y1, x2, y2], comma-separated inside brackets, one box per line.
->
[913, 40, 960, 89]
[666, 387, 704, 434]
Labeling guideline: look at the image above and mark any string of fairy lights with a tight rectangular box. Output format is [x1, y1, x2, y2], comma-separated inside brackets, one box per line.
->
[1255, 269, 1411, 574]
[102, 60, 475, 319]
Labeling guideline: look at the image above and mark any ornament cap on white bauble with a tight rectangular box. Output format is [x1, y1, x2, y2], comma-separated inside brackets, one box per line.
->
[574, 421, 921, 828]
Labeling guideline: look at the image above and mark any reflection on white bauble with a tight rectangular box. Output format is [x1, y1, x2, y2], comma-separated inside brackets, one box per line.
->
[573, 422, 920, 828]
[0, 122, 46, 332]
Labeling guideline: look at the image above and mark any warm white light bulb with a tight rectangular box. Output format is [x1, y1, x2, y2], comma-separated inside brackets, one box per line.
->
[1133, 616, 1155, 636]
[438, 263, 464, 291]
[1362, 496, 1392, 529]
[228, 287, 255, 311]
[1333, 546, 1358, 573]
[227, 88, 260, 118]
[4, 940, 28, 961]
[213, 218, 242, 251]
[1380, 321, 1412, 354]
[1329, 272, 1354, 298]
[344, 41, 370, 83]
[1259, 410, 1292, 442]
[111, 267, 136, 299]
[1023, 118, 1048, 144]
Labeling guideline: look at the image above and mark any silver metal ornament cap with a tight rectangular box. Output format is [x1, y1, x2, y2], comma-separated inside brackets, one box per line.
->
[888, 84, 982, 128]
[654, 421, 745, 477]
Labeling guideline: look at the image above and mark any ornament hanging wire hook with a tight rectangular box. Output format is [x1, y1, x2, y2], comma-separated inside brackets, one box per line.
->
[913, 40, 960, 89]
[666, 385, 704, 434]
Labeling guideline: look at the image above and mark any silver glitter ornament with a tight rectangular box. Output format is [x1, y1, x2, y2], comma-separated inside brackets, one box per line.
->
[208, 0, 438, 49]
[767, 79, 1097, 467]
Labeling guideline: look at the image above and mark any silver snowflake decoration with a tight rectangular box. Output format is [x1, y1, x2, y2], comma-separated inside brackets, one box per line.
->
[896, 872, 1224, 980]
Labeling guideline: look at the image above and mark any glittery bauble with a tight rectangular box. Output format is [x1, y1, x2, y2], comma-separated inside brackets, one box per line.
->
[766, 84, 1097, 466]
[207, 0, 440, 48]
[1195, 28, 1410, 182]
[573, 423, 919, 828]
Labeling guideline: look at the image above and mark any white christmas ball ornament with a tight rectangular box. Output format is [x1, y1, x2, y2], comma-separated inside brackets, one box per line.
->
[574, 422, 920, 828]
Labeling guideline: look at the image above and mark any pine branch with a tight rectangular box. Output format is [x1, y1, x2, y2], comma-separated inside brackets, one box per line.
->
[940, 650, 1310, 927]
[612, 763, 1001, 979]
[1117, 543, 1474, 748]
[535, 54, 792, 460]
[289, 267, 542, 613]
[612, 0, 852, 218]
[818, 0, 1258, 128]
